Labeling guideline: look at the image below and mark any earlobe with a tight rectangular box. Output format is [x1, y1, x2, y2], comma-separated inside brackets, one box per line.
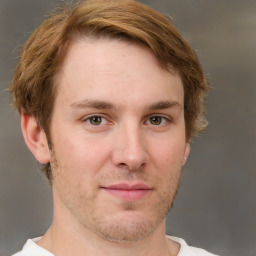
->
[21, 111, 51, 164]
[182, 143, 190, 166]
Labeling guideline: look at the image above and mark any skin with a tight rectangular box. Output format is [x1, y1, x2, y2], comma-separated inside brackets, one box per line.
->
[22, 38, 190, 256]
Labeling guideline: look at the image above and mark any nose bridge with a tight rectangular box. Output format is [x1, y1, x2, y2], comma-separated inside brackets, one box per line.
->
[112, 119, 147, 170]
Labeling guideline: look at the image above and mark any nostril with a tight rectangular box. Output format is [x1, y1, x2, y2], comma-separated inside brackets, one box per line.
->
[118, 162, 128, 168]
[111, 138, 148, 171]
[117, 161, 146, 171]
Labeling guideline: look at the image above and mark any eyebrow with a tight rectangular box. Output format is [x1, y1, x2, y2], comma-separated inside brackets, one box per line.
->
[71, 99, 114, 109]
[148, 100, 182, 110]
[71, 99, 182, 110]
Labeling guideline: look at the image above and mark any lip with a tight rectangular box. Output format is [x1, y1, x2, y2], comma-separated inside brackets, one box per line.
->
[102, 183, 152, 201]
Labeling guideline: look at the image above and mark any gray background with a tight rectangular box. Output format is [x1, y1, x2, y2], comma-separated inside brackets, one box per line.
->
[0, 0, 255, 255]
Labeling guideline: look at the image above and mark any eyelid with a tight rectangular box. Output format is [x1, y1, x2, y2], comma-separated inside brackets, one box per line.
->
[144, 114, 173, 125]
[81, 114, 112, 125]
[80, 113, 172, 127]
[82, 113, 105, 120]
[81, 114, 95, 120]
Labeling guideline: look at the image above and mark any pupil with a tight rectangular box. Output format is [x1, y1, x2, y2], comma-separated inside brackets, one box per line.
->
[91, 116, 101, 125]
[151, 116, 161, 125]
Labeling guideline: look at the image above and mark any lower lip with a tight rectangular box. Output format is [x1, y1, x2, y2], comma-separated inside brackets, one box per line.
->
[104, 188, 151, 201]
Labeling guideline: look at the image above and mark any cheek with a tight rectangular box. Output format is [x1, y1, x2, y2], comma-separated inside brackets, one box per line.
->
[52, 131, 112, 178]
[150, 138, 186, 169]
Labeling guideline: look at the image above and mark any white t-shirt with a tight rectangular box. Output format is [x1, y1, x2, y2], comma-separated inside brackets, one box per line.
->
[12, 236, 218, 256]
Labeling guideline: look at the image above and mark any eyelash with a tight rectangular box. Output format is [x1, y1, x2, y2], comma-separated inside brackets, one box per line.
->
[82, 114, 171, 127]
[145, 115, 171, 126]
[82, 115, 110, 126]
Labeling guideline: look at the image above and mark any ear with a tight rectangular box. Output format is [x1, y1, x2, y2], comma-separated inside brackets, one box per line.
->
[21, 111, 51, 164]
[182, 143, 190, 166]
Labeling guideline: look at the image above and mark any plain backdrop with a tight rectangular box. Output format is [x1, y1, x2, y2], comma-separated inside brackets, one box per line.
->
[0, 1, 255, 255]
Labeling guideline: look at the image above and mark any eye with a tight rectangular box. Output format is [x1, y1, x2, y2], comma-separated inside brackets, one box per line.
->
[89, 116, 103, 125]
[146, 116, 170, 126]
[83, 115, 108, 126]
[149, 116, 162, 125]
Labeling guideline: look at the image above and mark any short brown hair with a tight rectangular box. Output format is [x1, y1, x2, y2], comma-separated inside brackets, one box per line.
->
[10, 0, 209, 180]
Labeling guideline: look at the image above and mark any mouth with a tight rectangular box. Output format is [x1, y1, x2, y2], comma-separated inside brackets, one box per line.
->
[101, 183, 152, 201]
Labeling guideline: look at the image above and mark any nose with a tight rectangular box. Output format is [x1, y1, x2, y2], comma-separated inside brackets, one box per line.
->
[111, 123, 148, 171]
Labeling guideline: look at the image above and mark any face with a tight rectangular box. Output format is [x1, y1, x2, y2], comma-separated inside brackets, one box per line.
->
[47, 39, 189, 242]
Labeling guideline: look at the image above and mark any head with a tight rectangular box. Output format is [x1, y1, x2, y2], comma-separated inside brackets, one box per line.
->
[10, 0, 208, 181]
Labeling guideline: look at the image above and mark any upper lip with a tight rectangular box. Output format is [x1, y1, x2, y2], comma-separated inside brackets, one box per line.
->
[103, 183, 151, 190]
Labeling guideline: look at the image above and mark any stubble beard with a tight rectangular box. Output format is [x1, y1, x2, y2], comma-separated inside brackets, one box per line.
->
[50, 149, 181, 243]
[90, 180, 180, 243]
[81, 171, 180, 243]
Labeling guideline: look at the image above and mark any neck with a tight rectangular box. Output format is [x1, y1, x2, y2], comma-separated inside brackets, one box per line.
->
[38, 220, 179, 256]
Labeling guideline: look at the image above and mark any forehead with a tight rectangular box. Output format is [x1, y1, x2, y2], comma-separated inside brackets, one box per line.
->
[54, 38, 184, 108]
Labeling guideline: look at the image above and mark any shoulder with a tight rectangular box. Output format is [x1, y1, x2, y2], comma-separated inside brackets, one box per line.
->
[167, 236, 219, 256]
[11, 237, 54, 256]
[183, 246, 219, 256]
[11, 252, 22, 256]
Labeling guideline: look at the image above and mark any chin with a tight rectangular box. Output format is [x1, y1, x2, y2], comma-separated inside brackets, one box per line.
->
[92, 210, 165, 243]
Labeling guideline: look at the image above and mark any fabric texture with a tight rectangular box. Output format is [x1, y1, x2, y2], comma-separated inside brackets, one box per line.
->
[12, 236, 218, 256]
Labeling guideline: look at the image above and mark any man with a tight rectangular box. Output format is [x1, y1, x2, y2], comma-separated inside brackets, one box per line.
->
[10, 0, 218, 255]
